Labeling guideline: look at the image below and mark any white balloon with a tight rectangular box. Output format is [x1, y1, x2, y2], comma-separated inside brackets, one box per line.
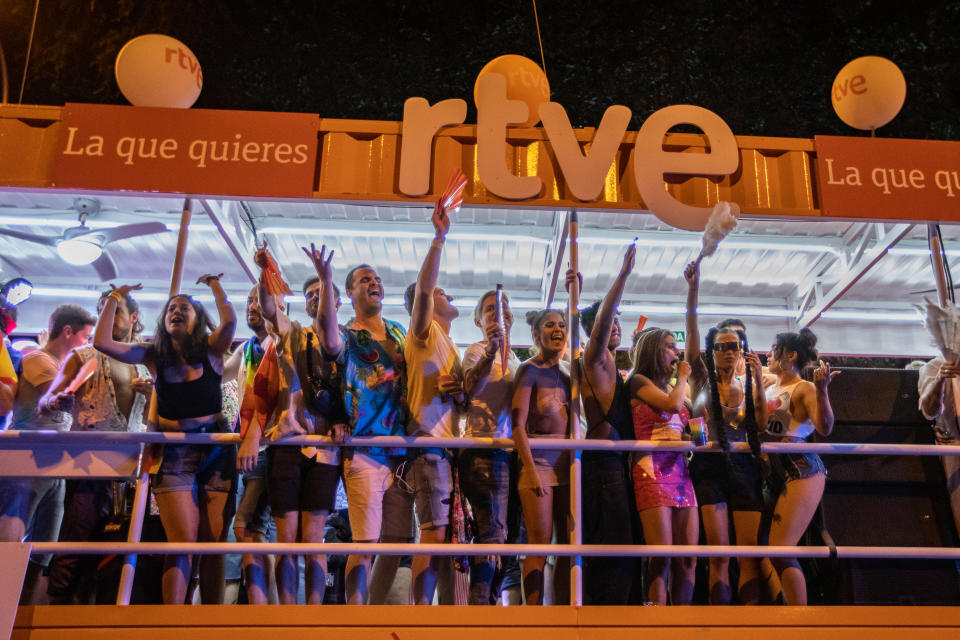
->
[831, 56, 906, 131]
[115, 34, 202, 108]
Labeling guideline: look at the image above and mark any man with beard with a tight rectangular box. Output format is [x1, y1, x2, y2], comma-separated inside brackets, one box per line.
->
[249, 265, 346, 604]
[229, 285, 279, 604]
[39, 291, 152, 604]
[402, 202, 464, 605]
[306, 244, 413, 605]
[577, 244, 639, 605]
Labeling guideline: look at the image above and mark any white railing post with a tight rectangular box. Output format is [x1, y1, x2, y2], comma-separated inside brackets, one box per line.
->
[567, 210, 583, 606]
[116, 470, 150, 605]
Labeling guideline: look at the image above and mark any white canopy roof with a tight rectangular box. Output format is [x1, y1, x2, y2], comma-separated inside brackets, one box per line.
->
[0, 190, 950, 357]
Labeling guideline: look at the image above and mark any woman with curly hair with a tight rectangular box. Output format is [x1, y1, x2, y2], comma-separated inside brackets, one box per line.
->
[628, 325, 696, 605]
[511, 308, 570, 605]
[94, 275, 237, 604]
[683, 261, 768, 604]
[764, 328, 837, 605]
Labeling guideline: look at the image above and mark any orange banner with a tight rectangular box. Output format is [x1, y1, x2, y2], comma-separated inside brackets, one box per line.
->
[815, 135, 960, 221]
[51, 103, 318, 198]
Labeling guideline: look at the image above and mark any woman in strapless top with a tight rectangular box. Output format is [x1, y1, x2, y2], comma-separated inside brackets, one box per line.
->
[627, 327, 697, 605]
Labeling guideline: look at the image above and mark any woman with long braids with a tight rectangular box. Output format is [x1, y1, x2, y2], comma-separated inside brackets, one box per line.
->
[94, 276, 237, 604]
[683, 261, 768, 604]
[511, 308, 571, 605]
[763, 328, 837, 605]
[628, 326, 697, 605]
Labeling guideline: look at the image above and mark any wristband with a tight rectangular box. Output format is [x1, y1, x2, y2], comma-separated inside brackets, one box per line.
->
[431, 236, 445, 249]
[109, 291, 124, 304]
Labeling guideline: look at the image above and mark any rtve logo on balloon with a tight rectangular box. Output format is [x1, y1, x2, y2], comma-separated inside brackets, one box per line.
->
[115, 34, 203, 109]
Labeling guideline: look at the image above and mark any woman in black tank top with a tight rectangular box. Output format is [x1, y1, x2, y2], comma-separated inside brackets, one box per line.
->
[94, 275, 237, 605]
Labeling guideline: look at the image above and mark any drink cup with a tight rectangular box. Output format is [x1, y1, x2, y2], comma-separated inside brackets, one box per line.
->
[688, 417, 707, 447]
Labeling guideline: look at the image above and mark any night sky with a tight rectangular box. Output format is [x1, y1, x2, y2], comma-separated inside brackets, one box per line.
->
[2, 0, 959, 139]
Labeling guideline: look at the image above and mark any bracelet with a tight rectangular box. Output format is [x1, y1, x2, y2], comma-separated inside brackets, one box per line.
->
[431, 236, 445, 249]
[109, 291, 124, 303]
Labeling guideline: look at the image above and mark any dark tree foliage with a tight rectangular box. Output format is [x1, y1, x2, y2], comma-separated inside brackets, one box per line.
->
[1, 0, 958, 139]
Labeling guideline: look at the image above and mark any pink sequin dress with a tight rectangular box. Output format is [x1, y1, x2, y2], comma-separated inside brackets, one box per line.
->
[631, 401, 697, 511]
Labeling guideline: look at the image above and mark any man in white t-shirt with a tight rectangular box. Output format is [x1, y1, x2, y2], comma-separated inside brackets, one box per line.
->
[459, 289, 519, 604]
[402, 198, 463, 605]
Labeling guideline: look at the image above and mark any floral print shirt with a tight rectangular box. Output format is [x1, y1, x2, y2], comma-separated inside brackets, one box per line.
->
[331, 318, 407, 458]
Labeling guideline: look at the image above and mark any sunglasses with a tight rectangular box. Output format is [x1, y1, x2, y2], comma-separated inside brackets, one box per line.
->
[712, 341, 742, 353]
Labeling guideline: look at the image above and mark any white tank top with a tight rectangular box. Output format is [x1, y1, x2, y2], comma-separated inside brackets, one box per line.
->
[765, 379, 814, 440]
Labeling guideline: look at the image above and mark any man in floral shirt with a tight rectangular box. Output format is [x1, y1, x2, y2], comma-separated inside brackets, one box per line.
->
[306, 244, 413, 605]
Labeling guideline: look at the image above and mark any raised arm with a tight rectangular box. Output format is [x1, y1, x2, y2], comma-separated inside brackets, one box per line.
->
[411, 202, 451, 340]
[683, 261, 700, 365]
[744, 351, 768, 426]
[463, 328, 501, 397]
[253, 253, 279, 329]
[683, 260, 709, 396]
[303, 243, 343, 356]
[585, 244, 636, 367]
[199, 274, 236, 357]
[222, 346, 243, 382]
[631, 360, 691, 413]
[94, 285, 149, 365]
[807, 360, 838, 437]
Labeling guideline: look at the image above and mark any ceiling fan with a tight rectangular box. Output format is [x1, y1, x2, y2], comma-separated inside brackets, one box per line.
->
[0, 198, 168, 281]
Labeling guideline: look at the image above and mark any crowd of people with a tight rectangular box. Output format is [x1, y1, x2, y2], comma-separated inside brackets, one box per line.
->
[0, 197, 902, 608]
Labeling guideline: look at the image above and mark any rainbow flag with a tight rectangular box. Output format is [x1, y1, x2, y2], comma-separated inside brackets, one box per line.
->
[0, 342, 17, 386]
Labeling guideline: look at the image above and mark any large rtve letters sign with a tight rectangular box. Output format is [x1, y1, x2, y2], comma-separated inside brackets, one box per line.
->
[48, 77, 956, 229]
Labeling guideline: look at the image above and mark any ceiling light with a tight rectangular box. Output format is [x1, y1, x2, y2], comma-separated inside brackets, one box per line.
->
[1, 278, 33, 306]
[56, 239, 103, 265]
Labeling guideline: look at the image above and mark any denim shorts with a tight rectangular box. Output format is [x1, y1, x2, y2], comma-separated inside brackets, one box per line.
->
[0, 477, 65, 567]
[403, 451, 453, 530]
[152, 442, 237, 494]
[458, 449, 510, 544]
[774, 452, 826, 483]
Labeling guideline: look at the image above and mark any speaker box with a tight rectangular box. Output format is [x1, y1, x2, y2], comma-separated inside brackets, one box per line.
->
[812, 367, 960, 604]
[827, 368, 926, 425]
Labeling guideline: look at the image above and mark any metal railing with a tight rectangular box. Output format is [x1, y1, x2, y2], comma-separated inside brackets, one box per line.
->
[2, 430, 958, 605]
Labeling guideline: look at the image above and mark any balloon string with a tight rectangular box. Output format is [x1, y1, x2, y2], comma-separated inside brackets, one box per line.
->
[532, 0, 548, 78]
[18, 0, 40, 105]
